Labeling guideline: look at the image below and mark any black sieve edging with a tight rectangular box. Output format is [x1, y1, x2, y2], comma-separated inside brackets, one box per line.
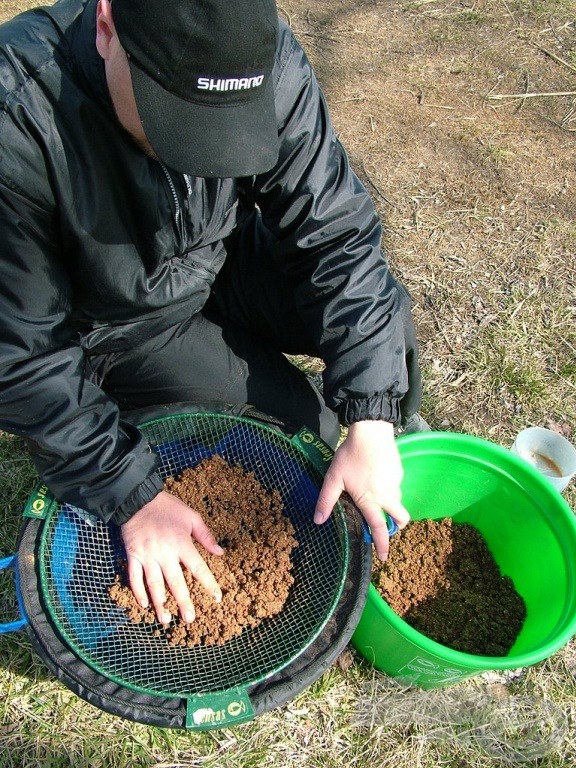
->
[17, 495, 371, 729]
[37, 411, 350, 697]
[247, 495, 371, 715]
[15, 403, 371, 728]
[37, 502, 348, 697]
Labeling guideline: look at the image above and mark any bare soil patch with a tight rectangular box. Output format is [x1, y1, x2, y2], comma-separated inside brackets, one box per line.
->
[282, 0, 576, 464]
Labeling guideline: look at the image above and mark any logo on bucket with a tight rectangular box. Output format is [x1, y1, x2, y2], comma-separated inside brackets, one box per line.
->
[398, 656, 469, 686]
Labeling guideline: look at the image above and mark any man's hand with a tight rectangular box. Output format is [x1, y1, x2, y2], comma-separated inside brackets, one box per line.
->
[120, 490, 223, 625]
[314, 420, 409, 560]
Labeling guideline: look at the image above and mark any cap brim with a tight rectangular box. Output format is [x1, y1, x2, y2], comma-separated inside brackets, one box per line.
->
[128, 61, 279, 179]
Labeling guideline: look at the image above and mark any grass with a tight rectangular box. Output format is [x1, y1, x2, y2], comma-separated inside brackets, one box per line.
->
[1, 0, 576, 765]
[0, 434, 575, 764]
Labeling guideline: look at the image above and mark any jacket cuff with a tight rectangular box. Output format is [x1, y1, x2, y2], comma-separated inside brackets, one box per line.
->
[337, 394, 401, 427]
[111, 472, 165, 526]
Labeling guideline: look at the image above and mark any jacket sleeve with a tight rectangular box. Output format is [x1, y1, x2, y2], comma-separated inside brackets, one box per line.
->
[255, 24, 410, 425]
[0, 180, 163, 522]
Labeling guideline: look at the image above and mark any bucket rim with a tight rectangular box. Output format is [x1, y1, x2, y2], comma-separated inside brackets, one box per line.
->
[397, 430, 576, 518]
[368, 430, 576, 669]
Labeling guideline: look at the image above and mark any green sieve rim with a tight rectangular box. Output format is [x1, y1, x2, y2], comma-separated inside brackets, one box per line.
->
[35, 412, 350, 702]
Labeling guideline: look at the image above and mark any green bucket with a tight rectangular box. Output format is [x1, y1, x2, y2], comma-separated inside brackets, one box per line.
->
[351, 431, 576, 688]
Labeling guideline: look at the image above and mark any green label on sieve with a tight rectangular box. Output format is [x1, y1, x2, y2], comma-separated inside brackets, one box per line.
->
[291, 427, 334, 475]
[23, 482, 55, 520]
[186, 687, 254, 729]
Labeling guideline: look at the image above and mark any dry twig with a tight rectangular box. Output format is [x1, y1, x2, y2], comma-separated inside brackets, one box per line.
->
[360, 161, 397, 209]
[530, 41, 576, 75]
[487, 90, 576, 100]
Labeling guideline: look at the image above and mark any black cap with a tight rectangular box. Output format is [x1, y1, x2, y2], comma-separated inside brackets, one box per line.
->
[113, 0, 280, 178]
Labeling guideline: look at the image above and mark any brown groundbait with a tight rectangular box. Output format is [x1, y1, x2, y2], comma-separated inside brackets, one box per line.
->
[109, 455, 298, 647]
[372, 517, 527, 656]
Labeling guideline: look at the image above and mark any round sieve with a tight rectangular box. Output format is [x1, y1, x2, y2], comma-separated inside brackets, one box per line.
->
[10, 406, 371, 729]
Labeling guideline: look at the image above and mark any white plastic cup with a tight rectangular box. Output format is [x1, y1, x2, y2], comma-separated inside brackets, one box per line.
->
[511, 427, 576, 493]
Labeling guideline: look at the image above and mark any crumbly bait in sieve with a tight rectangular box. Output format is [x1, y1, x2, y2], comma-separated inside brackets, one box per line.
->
[109, 455, 299, 647]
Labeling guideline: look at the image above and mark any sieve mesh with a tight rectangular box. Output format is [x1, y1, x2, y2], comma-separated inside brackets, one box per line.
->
[38, 413, 349, 697]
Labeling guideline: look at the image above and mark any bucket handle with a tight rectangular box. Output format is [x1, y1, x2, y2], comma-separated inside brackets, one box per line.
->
[0, 554, 29, 633]
[362, 513, 398, 543]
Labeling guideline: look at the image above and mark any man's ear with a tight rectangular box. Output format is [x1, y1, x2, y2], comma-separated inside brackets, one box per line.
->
[95, 0, 115, 60]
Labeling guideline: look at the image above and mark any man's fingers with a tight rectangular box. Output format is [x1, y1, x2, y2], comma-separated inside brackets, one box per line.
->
[128, 558, 171, 624]
[162, 561, 196, 623]
[189, 514, 225, 557]
[128, 549, 221, 624]
[186, 514, 224, 601]
[387, 502, 410, 530]
[363, 505, 392, 561]
[126, 556, 148, 608]
[314, 472, 343, 525]
[181, 544, 222, 604]
[121, 494, 224, 623]
[365, 500, 410, 561]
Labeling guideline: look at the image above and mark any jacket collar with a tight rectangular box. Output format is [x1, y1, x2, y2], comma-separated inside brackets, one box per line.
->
[73, 0, 115, 114]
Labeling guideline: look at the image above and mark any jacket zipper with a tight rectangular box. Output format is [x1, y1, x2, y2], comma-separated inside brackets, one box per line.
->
[160, 162, 186, 246]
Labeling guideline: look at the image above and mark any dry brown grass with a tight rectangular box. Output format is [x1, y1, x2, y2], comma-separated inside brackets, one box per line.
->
[1, 0, 575, 766]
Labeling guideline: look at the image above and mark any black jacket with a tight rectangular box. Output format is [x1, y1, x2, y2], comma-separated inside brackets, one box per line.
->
[0, 0, 409, 523]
